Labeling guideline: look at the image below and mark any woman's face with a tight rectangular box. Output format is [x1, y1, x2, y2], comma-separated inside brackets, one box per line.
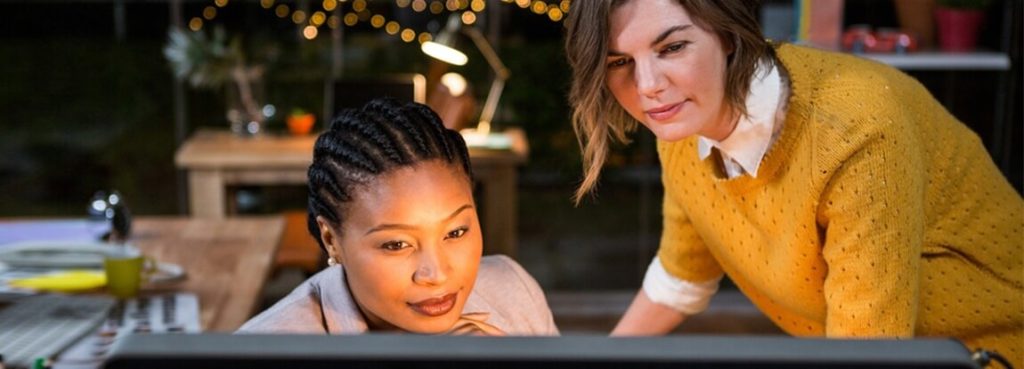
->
[319, 160, 482, 334]
[605, 0, 735, 142]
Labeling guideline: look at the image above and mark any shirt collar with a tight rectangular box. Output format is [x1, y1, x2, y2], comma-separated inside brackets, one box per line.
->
[697, 61, 782, 178]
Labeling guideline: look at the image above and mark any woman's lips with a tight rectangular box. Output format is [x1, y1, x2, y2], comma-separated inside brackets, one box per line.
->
[408, 293, 457, 317]
[645, 102, 683, 122]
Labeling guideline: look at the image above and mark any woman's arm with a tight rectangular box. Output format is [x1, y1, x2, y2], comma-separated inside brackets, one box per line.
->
[814, 102, 928, 337]
[611, 290, 687, 336]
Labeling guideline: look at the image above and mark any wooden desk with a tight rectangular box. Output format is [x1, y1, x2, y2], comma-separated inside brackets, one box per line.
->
[133, 216, 284, 332]
[175, 129, 528, 257]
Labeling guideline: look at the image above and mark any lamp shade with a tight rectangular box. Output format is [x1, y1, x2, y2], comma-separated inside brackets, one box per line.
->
[421, 41, 468, 66]
[421, 15, 468, 66]
[420, 14, 509, 137]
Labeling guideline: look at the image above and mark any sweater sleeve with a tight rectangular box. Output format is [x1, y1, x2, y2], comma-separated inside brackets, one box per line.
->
[816, 120, 925, 338]
[657, 160, 725, 285]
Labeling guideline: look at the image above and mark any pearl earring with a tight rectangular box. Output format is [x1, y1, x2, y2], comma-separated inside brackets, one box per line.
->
[327, 257, 338, 266]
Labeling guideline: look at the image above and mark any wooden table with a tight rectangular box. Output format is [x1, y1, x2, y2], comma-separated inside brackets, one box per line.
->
[133, 216, 284, 332]
[175, 129, 528, 257]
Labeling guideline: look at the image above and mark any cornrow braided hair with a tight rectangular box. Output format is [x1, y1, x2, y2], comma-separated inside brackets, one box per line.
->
[306, 97, 473, 251]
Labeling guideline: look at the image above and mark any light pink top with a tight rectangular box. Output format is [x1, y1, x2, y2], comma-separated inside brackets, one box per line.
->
[237, 255, 559, 335]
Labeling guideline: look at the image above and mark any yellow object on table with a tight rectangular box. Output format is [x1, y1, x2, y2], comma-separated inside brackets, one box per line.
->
[8, 270, 106, 293]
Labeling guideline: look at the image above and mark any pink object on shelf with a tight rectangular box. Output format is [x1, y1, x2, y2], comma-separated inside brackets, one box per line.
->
[842, 26, 919, 54]
[935, 7, 985, 52]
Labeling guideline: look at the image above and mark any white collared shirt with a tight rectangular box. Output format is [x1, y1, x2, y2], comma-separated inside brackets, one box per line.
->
[643, 61, 788, 314]
[697, 61, 786, 178]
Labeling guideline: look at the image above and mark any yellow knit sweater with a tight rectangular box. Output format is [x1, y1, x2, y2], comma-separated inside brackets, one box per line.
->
[657, 44, 1022, 364]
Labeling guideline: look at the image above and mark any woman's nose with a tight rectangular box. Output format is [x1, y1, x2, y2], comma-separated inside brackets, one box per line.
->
[412, 247, 449, 286]
[635, 58, 666, 98]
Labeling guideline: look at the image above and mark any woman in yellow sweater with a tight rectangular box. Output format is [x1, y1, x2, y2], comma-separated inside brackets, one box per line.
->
[564, 0, 1022, 366]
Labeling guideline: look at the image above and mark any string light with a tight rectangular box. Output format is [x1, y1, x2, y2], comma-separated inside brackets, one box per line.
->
[274, 4, 289, 18]
[418, 32, 432, 44]
[291, 10, 307, 24]
[202, 6, 217, 20]
[411, 0, 426, 12]
[370, 14, 385, 28]
[400, 28, 416, 42]
[189, 0, 570, 47]
[470, 0, 485, 12]
[303, 25, 318, 39]
[352, 0, 366, 12]
[461, 10, 476, 25]
[530, 1, 546, 14]
[547, 6, 563, 21]
[430, 1, 444, 14]
[385, 21, 401, 35]
[322, 0, 338, 12]
[343, 12, 358, 26]
[311, 11, 327, 26]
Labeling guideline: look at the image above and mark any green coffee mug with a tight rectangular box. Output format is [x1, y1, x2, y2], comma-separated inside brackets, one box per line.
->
[103, 247, 154, 298]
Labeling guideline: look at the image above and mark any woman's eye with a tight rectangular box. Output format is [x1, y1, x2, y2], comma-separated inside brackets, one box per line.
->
[381, 241, 410, 251]
[661, 41, 689, 54]
[445, 227, 468, 240]
[606, 58, 630, 69]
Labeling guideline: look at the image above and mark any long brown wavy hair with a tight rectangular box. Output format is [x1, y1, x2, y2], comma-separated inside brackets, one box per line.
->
[564, 0, 773, 204]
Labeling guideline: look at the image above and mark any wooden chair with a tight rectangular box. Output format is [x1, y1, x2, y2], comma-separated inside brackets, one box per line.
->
[274, 211, 324, 277]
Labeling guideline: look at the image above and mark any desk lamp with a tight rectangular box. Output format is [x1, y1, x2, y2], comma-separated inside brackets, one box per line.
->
[421, 15, 511, 149]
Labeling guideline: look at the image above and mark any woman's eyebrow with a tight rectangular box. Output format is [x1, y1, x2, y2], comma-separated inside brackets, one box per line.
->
[607, 24, 693, 56]
[363, 204, 474, 236]
[650, 24, 692, 47]
[444, 204, 475, 222]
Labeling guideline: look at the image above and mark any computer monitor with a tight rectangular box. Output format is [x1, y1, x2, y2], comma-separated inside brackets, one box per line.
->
[328, 74, 426, 121]
[102, 334, 979, 369]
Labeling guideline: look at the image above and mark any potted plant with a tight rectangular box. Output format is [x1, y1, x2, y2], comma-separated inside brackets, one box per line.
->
[934, 0, 992, 52]
[286, 108, 316, 136]
[164, 27, 271, 136]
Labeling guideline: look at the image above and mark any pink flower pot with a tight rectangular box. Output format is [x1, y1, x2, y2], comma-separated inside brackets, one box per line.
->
[934, 7, 985, 52]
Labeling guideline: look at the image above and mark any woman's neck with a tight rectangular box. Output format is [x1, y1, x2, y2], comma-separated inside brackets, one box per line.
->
[703, 108, 741, 142]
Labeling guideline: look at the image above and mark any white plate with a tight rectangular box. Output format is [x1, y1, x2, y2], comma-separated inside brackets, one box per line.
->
[0, 241, 186, 283]
[0, 241, 114, 268]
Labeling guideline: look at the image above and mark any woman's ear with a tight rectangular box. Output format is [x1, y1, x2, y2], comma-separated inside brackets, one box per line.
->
[316, 216, 342, 264]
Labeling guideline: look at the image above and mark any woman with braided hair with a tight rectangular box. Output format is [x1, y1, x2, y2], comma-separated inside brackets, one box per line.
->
[238, 98, 558, 336]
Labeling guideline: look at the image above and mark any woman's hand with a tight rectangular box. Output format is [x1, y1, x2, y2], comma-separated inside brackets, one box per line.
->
[445, 312, 506, 336]
[611, 290, 687, 336]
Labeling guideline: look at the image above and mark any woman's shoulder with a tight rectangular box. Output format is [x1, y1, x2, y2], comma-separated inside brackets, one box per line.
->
[776, 44, 940, 139]
[478, 254, 530, 279]
[237, 267, 367, 334]
[471, 255, 559, 335]
[235, 272, 329, 333]
[475, 255, 544, 302]
[777, 44, 928, 105]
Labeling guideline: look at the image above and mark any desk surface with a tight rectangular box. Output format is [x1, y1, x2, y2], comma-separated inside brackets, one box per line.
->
[132, 216, 284, 332]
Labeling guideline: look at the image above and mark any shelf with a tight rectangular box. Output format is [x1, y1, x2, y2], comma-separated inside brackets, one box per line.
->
[860, 52, 1011, 71]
